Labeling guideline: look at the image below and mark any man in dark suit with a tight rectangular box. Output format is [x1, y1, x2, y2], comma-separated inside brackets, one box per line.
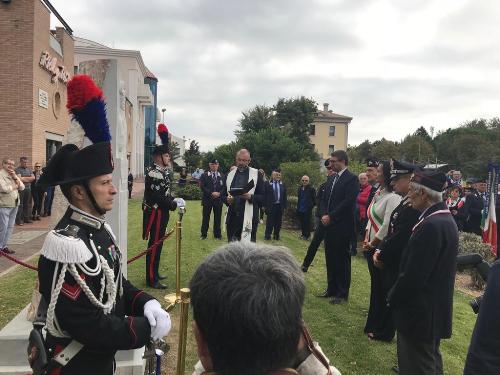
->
[199, 159, 224, 240]
[221, 149, 265, 242]
[264, 168, 287, 240]
[464, 178, 486, 235]
[388, 170, 458, 375]
[318, 150, 359, 304]
[296, 175, 316, 240]
[301, 160, 334, 271]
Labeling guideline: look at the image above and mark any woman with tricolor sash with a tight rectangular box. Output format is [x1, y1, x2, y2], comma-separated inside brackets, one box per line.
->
[363, 161, 401, 341]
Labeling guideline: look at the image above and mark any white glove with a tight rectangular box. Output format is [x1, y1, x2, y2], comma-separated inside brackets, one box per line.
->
[143, 300, 171, 341]
[173, 198, 186, 208]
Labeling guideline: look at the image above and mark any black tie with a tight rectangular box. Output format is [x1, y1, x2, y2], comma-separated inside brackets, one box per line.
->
[327, 174, 339, 208]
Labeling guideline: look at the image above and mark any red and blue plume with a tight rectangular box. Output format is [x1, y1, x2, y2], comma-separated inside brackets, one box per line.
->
[157, 123, 169, 145]
[66, 75, 111, 143]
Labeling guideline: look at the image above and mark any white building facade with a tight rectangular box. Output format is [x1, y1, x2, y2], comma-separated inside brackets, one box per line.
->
[74, 37, 155, 177]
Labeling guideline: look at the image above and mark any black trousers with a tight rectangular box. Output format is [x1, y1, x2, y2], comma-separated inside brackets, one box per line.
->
[43, 186, 55, 215]
[16, 188, 31, 223]
[324, 228, 351, 299]
[397, 332, 443, 375]
[143, 207, 169, 285]
[31, 187, 44, 217]
[364, 249, 395, 341]
[226, 214, 257, 242]
[265, 204, 283, 239]
[302, 220, 326, 268]
[201, 201, 222, 238]
[297, 210, 312, 238]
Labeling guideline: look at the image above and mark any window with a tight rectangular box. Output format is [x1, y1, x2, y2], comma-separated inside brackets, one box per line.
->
[309, 124, 315, 136]
[328, 145, 335, 154]
[46, 139, 62, 161]
[329, 126, 336, 136]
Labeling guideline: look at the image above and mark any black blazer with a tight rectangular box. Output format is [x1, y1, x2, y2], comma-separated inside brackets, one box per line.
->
[379, 197, 420, 271]
[296, 185, 316, 213]
[264, 181, 287, 211]
[464, 191, 485, 234]
[464, 259, 500, 374]
[199, 171, 224, 206]
[321, 169, 359, 233]
[388, 202, 458, 340]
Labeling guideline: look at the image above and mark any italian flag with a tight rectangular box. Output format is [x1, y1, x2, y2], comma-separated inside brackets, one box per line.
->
[483, 189, 497, 256]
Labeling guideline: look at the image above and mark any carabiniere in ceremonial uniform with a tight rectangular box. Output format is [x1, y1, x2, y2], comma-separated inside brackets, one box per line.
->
[30, 75, 171, 375]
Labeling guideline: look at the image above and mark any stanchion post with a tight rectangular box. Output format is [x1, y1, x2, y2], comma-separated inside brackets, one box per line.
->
[176, 288, 190, 375]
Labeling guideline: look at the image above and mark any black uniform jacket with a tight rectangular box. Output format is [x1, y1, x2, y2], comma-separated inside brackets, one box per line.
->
[464, 190, 485, 234]
[200, 171, 224, 207]
[378, 196, 420, 271]
[143, 164, 177, 212]
[321, 169, 359, 234]
[296, 185, 316, 213]
[464, 259, 500, 375]
[315, 180, 329, 218]
[221, 168, 265, 223]
[264, 181, 287, 211]
[38, 207, 154, 374]
[388, 202, 458, 340]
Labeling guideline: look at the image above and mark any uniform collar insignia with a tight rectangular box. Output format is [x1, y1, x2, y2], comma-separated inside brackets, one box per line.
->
[69, 205, 105, 230]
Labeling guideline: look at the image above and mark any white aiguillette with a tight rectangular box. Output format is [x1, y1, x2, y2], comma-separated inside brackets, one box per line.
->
[40, 225, 92, 264]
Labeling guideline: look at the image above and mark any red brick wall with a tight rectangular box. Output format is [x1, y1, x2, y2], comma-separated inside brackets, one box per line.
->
[0, 0, 73, 169]
[0, 0, 35, 166]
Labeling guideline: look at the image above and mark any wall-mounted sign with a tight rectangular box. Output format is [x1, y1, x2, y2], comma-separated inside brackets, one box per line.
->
[39, 51, 71, 84]
[38, 89, 49, 108]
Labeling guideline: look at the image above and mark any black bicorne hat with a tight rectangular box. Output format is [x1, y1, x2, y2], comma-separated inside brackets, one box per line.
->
[38, 75, 114, 187]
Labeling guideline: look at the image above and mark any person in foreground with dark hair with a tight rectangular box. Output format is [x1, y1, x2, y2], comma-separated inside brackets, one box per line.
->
[387, 170, 458, 375]
[190, 242, 341, 375]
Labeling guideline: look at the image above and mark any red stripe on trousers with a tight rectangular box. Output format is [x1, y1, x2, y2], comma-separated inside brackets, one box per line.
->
[145, 208, 157, 240]
[148, 208, 162, 283]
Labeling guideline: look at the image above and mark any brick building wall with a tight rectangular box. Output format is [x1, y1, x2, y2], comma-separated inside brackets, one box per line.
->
[0, 0, 35, 164]
[0, 0, 73, 168]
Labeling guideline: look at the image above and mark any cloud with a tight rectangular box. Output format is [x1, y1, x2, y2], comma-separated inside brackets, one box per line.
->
[50, 0, 500, 150]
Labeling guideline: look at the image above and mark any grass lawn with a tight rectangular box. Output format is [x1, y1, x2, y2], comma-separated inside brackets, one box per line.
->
[0, 199, 476, 374]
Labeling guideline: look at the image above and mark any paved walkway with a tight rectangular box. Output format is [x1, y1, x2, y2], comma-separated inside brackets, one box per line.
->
[0, 179, 145, 276]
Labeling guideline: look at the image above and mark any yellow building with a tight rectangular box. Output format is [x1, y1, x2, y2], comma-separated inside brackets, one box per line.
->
[309, 103, 352, 159]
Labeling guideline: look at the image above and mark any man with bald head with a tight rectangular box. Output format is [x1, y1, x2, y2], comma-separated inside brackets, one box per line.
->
[222, 149, 265, 242]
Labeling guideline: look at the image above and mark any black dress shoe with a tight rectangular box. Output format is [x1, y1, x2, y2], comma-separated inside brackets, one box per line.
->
[158, 275, 167, 280]
[391, 365, 399, 373]
[301, 265, 308, 273]
[316, 291, 333, 298]
[214, 236, 223, 240]
[150, 282, 167, 290]
[200, 235, 207, 240]
[264, 236, 271, 240]
[273, 237, 280, 241]
[329, 297, 347, 305]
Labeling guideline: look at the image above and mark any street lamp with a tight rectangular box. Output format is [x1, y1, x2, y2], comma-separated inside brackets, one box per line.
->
[161, 108, 166, 123]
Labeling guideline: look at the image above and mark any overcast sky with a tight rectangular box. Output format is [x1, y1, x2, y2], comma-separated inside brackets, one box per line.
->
[51, 0, 500, 151]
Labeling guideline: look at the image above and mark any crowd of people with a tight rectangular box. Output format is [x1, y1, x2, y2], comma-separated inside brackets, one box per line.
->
[0, 156, 55, 255]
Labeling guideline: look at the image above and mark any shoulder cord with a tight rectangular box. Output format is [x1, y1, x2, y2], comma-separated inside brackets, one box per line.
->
[46, 255, 118, 338]
[76, 238, 101, 276]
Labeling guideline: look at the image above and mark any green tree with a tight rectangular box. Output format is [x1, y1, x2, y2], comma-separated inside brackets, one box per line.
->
[236, 127, 317, 174]
[371, 138, 399, 161]
[398, 135, 434, 163]
[183, 140, 202, 171]
[236, 105, 276, 136]
[274, 96, 318, 145]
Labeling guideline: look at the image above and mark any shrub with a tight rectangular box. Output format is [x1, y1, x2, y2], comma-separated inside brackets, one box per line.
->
[458, 232, 495, 289]
[172, 183, 202, 200]
[283, 195, 299, 228]
[280, 161, 323, 197]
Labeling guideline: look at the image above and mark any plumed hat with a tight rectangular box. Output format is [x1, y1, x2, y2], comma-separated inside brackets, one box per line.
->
[38, 75, 113, 187]
[153, 123, 170, 156]
[366, 157, 380, 168]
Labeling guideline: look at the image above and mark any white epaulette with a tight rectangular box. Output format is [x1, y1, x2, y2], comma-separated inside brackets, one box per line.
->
[41, 230, 92, 264]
